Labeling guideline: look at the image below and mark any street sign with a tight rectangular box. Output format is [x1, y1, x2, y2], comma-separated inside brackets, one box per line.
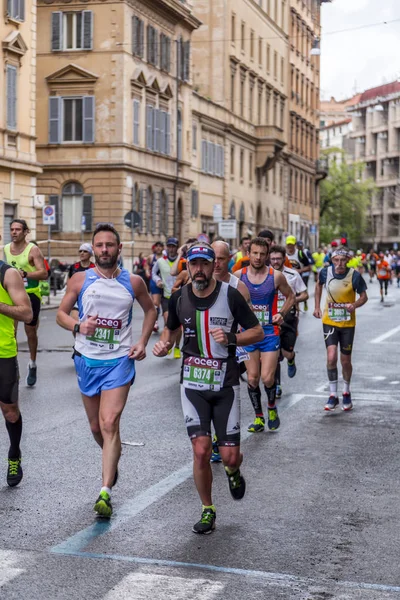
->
[124, 210, 141, 229]
[213, 204, 222, 223]
[393, 242, 398, 250]
[218, 220, 237, 239]
[43, 205, 56, 225]
[81, 215, 86, 231]
[197, 233, 210, 244]
[310, 224, 317, 235]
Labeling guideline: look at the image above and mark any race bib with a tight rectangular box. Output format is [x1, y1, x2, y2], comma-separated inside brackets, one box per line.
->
[253, 304, 270, 325]
[328, 303, 350, 322]
[378, 269, 387, 277]
[182, 357, 226, 391]
[277, 293, 285, 312]
[86, 317, 122, 350]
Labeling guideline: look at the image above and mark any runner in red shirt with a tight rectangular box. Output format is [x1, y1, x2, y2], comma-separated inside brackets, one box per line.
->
[376, 253, 391, 303]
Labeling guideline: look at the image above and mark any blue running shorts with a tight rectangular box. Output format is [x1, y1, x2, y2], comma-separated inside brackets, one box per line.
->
[244, 334, 280, 353]
[74, 354, 135, 397]
[150, 279, 161, 295]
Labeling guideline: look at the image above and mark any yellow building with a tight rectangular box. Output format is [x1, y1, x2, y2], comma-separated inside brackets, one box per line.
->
[190, 0, 289, 245]
[0, 1, 41, 244]
[36, 0, 200, 260]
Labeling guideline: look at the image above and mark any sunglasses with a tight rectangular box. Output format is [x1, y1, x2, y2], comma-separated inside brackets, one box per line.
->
[79, 250, 89, 253]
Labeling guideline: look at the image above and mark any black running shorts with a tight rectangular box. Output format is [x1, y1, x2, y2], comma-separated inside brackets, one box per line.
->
[378, 279, 389, 292]
[161, 296, 170, 315]
[180, 385, 240, 446]
[0, 357, 19, 404]
[27, 292, 41, 327]
[280, 316, 298, 353]
[323, 324, 355, 355]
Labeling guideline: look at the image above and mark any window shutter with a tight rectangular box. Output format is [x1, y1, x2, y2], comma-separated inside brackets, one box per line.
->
[83, 11, 93, 50]
[146, 189, 151, 234]
[153, 109, 159, 152]
[166, 113, 171, 155]
[133, 99, 140, 145]
[6, 66, 17, 130]
[159, 111, 166, 154]
[51, 12, 63, 51]
[139, 20, 144, 57]
[82, 195, 93, 232]
[147, 25, 152, 62]
[7, 0, 12, 16]
[208, 142, 213, 174]
[153, 191, 159, 234]
[49, 195, 60, 233]
[201, 140, 206, 172]
[166, 37, 171, 72]
[132, 16, 138, 54]
[83, 96, 95, 143]
[154, 30, 159, 66]
[160, 33, 164, 70]
[138, 188, 144, 233]
[191, 189, 195, 218]
[184, 41, 190, 81]
[49, 97, 61, 143]
[18, 0, 25, 21]
[220, 145, 224, 177]
[146, 105, 153, 150]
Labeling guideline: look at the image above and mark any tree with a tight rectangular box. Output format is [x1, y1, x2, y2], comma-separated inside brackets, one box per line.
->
[319, 148, 376, 248]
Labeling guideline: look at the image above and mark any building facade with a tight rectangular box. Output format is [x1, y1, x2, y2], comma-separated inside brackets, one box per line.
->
[1, 0, 41, 245]
[36, 0, 200, 261]
[349, 81, 400, 249]
[320, 118, 354, 164]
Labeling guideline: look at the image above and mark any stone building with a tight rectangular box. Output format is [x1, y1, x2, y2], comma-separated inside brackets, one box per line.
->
[1, 0, 41, 244]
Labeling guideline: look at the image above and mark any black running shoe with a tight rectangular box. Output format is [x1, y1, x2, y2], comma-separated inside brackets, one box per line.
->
[225, 468, 246, 500]
[26, 365, 37, 387]
[267, 406, 280, 430]
[192, 507, 216, 534]
[7, 457, 23, 487]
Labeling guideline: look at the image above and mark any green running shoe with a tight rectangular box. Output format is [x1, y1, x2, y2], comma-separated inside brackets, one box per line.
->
[192, 507, 216, 535]
[247, 416, 265, 433]
[94, 490, 112, 518]
[267, 407, 280, 430]
[7, 457, 23, 487]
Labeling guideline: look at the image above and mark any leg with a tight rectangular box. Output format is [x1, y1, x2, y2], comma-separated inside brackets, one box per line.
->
[1, 402, 22, 458]
[245, 351, 264, 427]
[25, 323, 39, 362]
[340, 353, 353, 387]
[81, 393, 103, 447]
[0, 357, 23, 486]
[260, 349, 280, 405]
[192, 436, 213, 506]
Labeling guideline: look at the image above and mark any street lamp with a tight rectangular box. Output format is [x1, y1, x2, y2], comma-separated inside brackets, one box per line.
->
[310, 37, 321, 56]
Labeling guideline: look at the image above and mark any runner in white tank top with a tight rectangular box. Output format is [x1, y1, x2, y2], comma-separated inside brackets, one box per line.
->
[57, 225, 156, 519]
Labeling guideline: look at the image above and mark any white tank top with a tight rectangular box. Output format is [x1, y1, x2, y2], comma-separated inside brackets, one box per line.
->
[74, 269, 135, 360]
[228, 273, 239, 289]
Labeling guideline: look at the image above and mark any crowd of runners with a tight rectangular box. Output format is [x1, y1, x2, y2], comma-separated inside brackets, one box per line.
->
[8, 217, 400, 534]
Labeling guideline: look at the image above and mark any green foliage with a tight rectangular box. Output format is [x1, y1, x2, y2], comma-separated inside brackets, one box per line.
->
[319, 148, 376, 247]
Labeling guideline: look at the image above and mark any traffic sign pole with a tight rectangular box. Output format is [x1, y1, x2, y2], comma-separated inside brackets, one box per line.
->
[47, 224, 51, 305]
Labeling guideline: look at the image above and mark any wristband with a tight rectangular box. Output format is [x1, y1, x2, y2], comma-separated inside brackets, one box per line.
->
[278, 311, 285, 319]
[73, 323, 80, 335]
[225, 332, 237, 346]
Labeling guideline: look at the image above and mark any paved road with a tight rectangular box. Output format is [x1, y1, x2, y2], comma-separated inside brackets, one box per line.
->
[1, 279, 400, 599]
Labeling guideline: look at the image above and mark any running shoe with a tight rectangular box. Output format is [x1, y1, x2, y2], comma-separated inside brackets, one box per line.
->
[324, 395, 339, 411]
[304, 301, 308, 311]
[173, 347, 181, 359]
[210, 435, 222, 463]
[26, 365, 37, 387]
[94, 490, 112, 518]
[267, 407, 280, 430]
[275, 385, 282, 399]
[225, 468, 246, 500]
[7, 457, 23, 487]
[287, 359, 297, 378]
[192, 507, 216, 534]
[342, 393, 353, 411]
[247, 416, 265, 433]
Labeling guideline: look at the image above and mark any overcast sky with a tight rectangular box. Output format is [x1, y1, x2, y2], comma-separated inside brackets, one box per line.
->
[320, 0, 400, 100]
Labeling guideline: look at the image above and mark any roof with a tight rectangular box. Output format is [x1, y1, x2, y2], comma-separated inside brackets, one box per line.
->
[359, 81, 400, 103]
[320, 118, 352, 131]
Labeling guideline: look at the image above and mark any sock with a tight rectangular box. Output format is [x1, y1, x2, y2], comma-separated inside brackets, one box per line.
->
[29, 360, 36, 368]
[327, 368, 338, 396]
[275, 363, 281, 386]
[343, 380, 350, 394]
[6, 415, 22, 459]
[288, 357, 295, 366]
[264, 384, 276, 408]
[247, 385, 263, 416]
[101, 486, 112, 496]
[202, 504, 216, 513]
[224, 466, 238, 476]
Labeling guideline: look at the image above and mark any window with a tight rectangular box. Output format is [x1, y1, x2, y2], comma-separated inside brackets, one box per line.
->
[160, 33, 171, 72]
[146, 105, 171, 154]
[132, 16, 144, 57]
[48, 96, 95, 143]
[201, 141, 224, 177]
[281, 57, 284, 85]
[147, 25, 158, 66]
[280, 99, 284, 129]
[230, 67, 235, 112]
[231, 13, 236, 44]
[133, 99, 140, 145]
[279, 166, 283, 195]
[241, 22, 245, 52]
[266, 44, 270, 73]
[230, 145, 235, 176]
[159, 189, 168, 235]
[240, 71, 245, 118]
[250, 30, 254, 59]
[51, 11, 93, 51]
[191, 189, 199, 218]
[177, 109, 182, 159]
[240, 149, 244, 180]
[258, 38, 262, 66]
[50, 183, 93, 233]
[6, 65, 17, 130]
[146, 187, 156, 234]
[273, 165, 276, 193]
[6, 0, 24, 21]
[179, 39, 190, 81]
[258, 87, 262, 124]
[249, 82, 254, 122]
[249, 153, 253, 182]
[274, 51, 278, 79]
[192, 124, 197, 151]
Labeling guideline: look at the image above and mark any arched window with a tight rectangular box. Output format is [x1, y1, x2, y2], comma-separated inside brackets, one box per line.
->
[229, 200, 236, 220]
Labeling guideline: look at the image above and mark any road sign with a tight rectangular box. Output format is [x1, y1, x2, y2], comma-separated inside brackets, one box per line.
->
[213, 204, 222, 223]
[124, 210, 141, 229]
[310, 224, 317, 235]
[43, 205, 56, 225]
[197, 233, 210, 244]
[218, 220, 237, 239]
[393, 242, 398, 250]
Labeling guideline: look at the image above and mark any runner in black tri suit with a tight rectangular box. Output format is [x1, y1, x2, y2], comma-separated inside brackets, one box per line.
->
[68, 243, 95, 321]
[153, 243, 263, 535]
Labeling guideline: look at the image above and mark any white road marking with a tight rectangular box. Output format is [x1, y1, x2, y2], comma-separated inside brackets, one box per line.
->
[371, 325, 400, 344]
[103, 573, 223, 600]
[0, 550, 24, 587]
[390, 381, 400, 384]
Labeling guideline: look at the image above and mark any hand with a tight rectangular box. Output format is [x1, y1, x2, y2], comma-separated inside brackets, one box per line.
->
[153, 340, 170, 357]
[19, 270, 26, 279]
[156, 280, 164, 289]
[209, 328, 228, 345]
[345, 303, 355, 313]
[313, 308, 322, 319]
[272, 313, 284, 325]
[129, 342, 146, 360]
[79, 314, 98, 336]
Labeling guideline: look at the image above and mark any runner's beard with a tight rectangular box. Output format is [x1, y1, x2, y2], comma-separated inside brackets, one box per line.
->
[192, 275, 211, 291]
[95, 252, 119, 269]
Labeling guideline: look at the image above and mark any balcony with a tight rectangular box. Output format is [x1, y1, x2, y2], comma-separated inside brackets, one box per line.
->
[316, 158, 328, 182]
[254, 125, 285, 171]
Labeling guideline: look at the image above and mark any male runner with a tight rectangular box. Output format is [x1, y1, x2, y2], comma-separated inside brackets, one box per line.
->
[57, 224, 156, 517]
[235, 237, 295, 433]
[68, 243, 95, 321]
[313, 246, 368, 412]
[153, 243, 263, 534]
[376, 252, 391, 303]
[285, 236, 311, 310]
[269, 246, 308, 398]
[152, 237, 181, 357]
[146, 241, 164, 332]
[4, 219, 48, 386]
[232, 230, 274, 272]
[0, 235, 33, 486]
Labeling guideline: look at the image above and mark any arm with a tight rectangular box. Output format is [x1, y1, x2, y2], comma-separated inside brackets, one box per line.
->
[26, 246, 48, 281]
[345, 290, 368, 313]
[233, 268, 242, 279]
[295, 290, 309, 304]
[293, 272, 309, 305]
[170, 247, 185, 276]
[171, 270, 189, 294]
[313, 282, 323, 318]
[273, 271, 295, 325]
[0, 268, 33, 323]
[56, 273, 97, 334]
[128, 275, 157, 359]
[151, 260, 163, 287]
[153, 291, 182, 356]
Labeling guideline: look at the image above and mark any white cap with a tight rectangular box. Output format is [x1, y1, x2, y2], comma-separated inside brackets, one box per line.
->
[79, 243, 93, 254]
